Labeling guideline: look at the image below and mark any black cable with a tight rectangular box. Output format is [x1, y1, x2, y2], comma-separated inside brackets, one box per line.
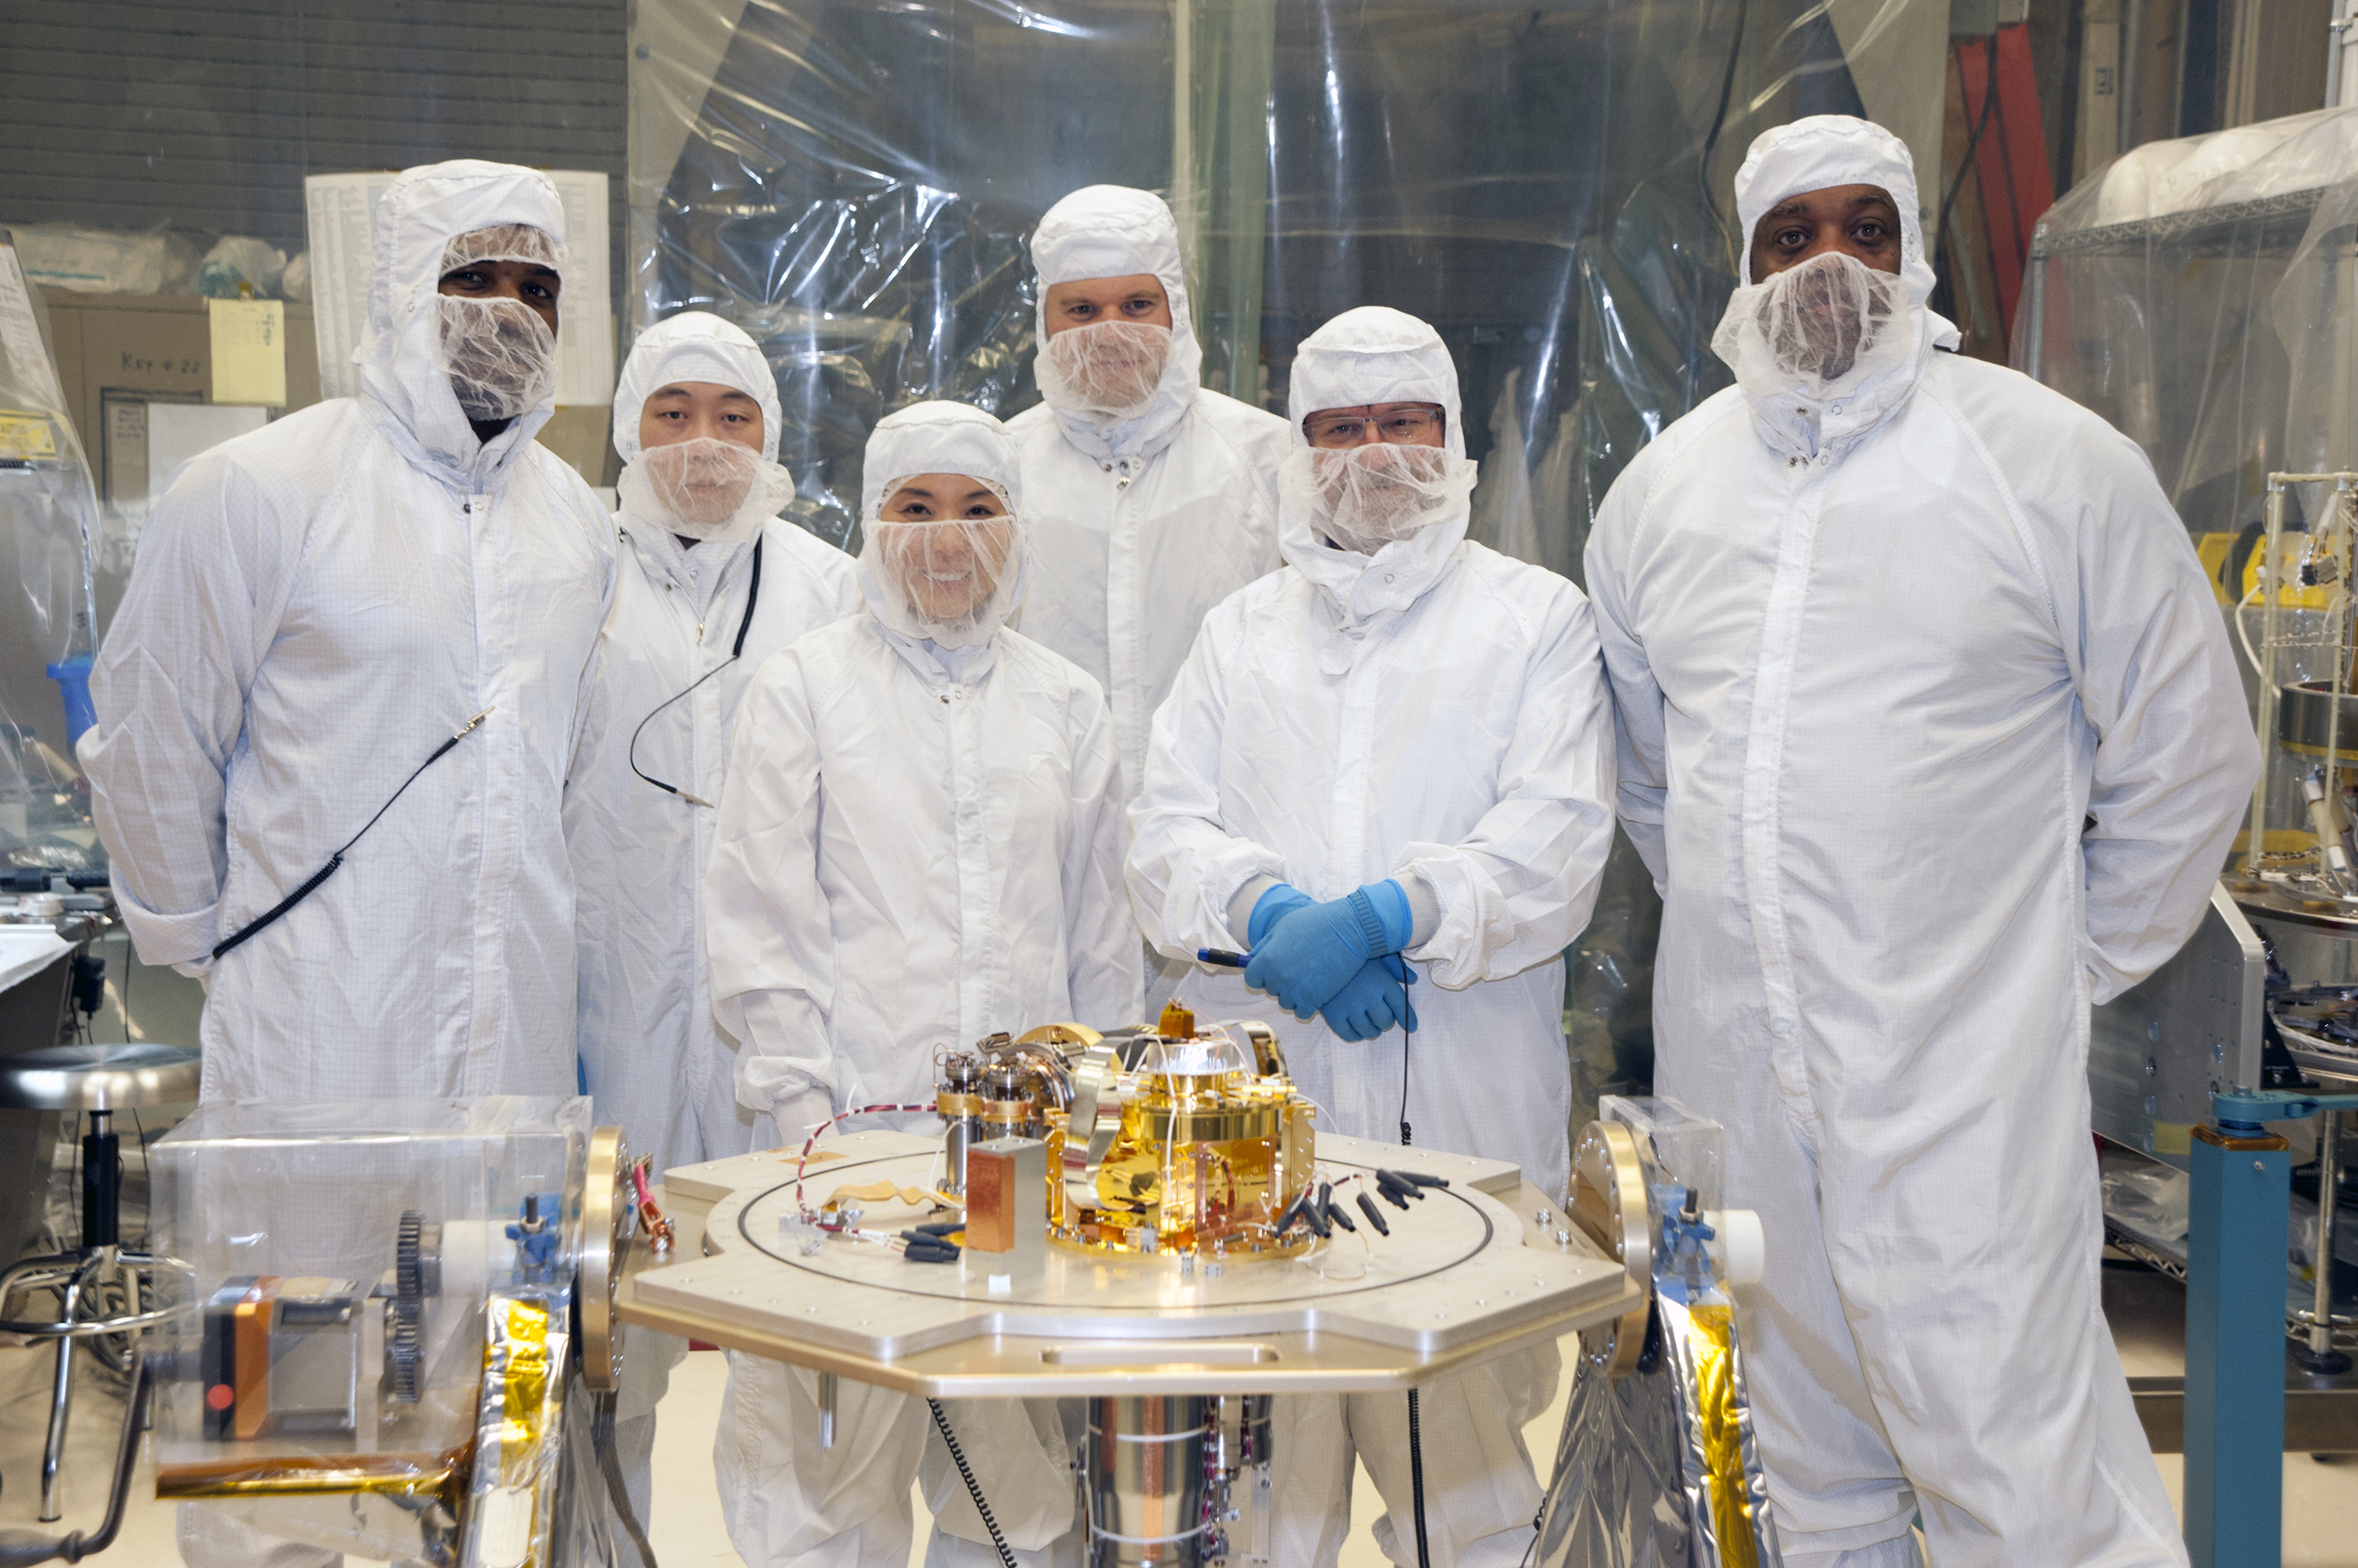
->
[115, 938, 133, 1040]
[211, 707, 494, 959]
[1407, 1388, 1432, 1568]
[928, 1398, 1017, 1568]
[1400, 1085, 1429, 1566]
[628, 536, 762, 808]
[1399, 1033, 1412, 1148]
[1934, 34, 2004, 277]
[590, 1389, 659, 1568]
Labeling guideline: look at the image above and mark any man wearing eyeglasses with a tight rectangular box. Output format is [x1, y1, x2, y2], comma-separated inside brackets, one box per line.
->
[1128, 306, 1617, 1566]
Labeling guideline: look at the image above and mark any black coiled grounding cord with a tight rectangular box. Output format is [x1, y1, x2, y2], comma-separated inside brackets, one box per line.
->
[928, 1397, 1019, 1568]
[1402, 1101, 1431, 1568]
[1406, 1387, 1433, 1568]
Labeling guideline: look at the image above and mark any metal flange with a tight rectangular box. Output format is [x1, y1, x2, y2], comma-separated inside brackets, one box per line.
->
[1568, 1118, 1652, 1378]
[582, 1125, 633, 1392]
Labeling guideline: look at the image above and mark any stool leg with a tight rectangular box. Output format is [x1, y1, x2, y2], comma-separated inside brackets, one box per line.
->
[80, 1111, 119, 1250]
[39, 1257, 99, 1522]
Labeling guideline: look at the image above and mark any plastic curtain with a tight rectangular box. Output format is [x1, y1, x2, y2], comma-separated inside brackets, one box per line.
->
[0, 232, 101, 717]
[629, 0, 1944, 1113]
[2020, 106, 2358, 541]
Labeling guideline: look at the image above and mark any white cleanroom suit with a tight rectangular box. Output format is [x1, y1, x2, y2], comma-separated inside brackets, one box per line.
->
[83, 160, 615, 1103]
[569, 310, 860, 1181]
[563, 308, 861, 1548]
[83, 161, 611, 1568]
[1010, 184, 1292, 809]
[1126, 306, 1618, 1567]
[1585, 114, 2257, 1568]
[707, 400, 1139, 1568]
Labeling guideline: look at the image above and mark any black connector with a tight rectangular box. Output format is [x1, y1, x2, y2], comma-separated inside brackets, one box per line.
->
[1378, 1169, 1431, 1199]
[1325, 1192, 1357, 1232]
[912, 1221, 964, 1237]
[904, 1241, 960, 1263]
[1356, 1192, 1391, 1236]
[1395, 1170, 1448, 1188]
[1374, 1177, 1412, 1211]
[1274, 1189, 1313, 1238]
[1304, 1184, 1333, 1239]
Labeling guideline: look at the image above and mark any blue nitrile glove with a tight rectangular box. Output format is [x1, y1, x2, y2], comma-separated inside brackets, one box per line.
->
[1247, 883, 1317, 948]
[1243, 880, 1413, 1019]
[1320, 954, 1420, 1041]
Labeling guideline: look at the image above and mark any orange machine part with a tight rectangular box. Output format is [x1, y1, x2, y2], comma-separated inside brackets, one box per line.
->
[232, 1277, 282, 1440]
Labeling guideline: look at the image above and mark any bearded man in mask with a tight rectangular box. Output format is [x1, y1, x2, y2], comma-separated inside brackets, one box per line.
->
[84, 160, 615, 1103]
[1128, 307, 1617, 1566]
[1585, 115, 2256, 1565]
[1010, 184, 1292, 1001]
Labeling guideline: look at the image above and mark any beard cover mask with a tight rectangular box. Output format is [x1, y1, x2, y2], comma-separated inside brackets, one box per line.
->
[862, 478, 1023, 649]
[622, 436, 792, 544]
[437, 295, 557, 423]
[1712, 252, 1916, 424]
[1035, 320, 1173, 419]
[1280, 442, 1480, 556]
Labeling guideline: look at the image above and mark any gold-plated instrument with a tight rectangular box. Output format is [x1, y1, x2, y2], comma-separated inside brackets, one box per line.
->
[935, 1002, 1317, 1261]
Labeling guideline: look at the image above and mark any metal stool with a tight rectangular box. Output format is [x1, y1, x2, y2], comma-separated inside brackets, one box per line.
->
[0, 1042, 199, 1519]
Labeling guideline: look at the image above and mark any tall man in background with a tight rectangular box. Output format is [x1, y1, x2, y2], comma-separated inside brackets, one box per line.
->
[1585, 115, 2256, 1566]
[1009, 184, 1291, 1005]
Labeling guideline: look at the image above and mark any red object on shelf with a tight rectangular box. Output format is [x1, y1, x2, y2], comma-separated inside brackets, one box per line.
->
[1957, 24, 2055, 340]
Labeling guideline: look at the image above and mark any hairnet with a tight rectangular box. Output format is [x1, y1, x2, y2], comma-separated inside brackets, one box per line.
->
[440, 224, 566, 274]
[1284, 307, 1467, 461]
[355, 160, 570, 467]
[1280, 308, 1477, 556]
[612, 311, 784, 464]
[1732, 115, 1937, 306]
[1028, 185, 1203, 457]
[858, 402, 1027, 649]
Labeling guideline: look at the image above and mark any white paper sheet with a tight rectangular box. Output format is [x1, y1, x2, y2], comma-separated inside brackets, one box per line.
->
[303, 171, 614, 409]
[146, 403, 269, 501]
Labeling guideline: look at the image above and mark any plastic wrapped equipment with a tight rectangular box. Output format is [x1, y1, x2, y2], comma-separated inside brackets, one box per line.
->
[1537, 1095, 1780, 1568]
[147, 1097, 589, 1568]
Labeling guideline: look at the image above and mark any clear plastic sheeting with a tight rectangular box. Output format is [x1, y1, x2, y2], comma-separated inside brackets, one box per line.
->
[633, 0, 1949, 1114]
[0, 227, 108, 872]
[2021, 105, 2358, 545]
[629, 0, 1948, 570]
[146, 1097, 590, 1568]
[2023, 107, 2358, 875]
[1539, 1096, 1779, 1568]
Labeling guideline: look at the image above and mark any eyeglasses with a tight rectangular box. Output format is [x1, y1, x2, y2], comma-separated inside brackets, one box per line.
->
[1302, 404, 1446, 448]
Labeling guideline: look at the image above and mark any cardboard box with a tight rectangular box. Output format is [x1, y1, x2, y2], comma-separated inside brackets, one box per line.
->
[38, 288, 617, 490]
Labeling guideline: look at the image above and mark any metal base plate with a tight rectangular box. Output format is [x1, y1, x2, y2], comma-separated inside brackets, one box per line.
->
[616, 1132, 1637, 1397]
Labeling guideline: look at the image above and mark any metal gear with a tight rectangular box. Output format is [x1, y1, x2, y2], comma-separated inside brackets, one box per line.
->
[387, 1209, 426, 1403]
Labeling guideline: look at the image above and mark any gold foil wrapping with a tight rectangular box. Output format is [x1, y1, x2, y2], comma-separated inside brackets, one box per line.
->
[1536, 1289, 1781, 1568]
[1658, 1290, 1776, 1568]
[462, 1292, 571, 1568]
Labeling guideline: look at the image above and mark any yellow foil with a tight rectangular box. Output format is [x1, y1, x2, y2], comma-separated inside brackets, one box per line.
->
[497, 1298, 552, 1482]
[1686, 1303, 1760, 1568]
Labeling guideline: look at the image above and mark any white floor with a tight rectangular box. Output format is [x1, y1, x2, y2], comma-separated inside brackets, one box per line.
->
[10, 1332, 2358, 1568]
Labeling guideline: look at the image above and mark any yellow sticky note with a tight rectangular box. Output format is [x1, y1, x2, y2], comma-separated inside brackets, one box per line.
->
[0, 409, 57, 461]
[208, 299, 287, 407]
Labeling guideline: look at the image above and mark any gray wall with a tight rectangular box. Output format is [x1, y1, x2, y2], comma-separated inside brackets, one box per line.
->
[0, 0, 628, 310]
